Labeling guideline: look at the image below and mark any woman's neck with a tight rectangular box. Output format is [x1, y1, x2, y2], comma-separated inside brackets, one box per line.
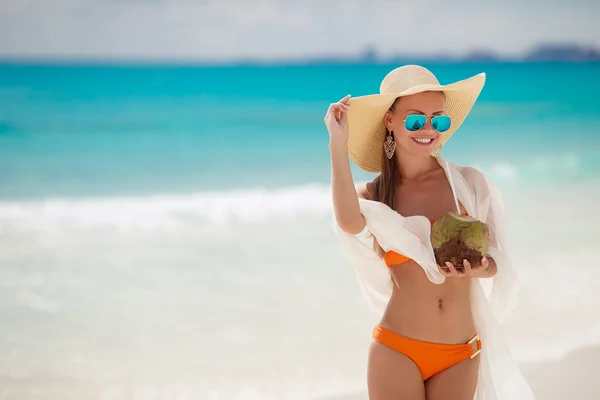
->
[394, 152, 439, 181]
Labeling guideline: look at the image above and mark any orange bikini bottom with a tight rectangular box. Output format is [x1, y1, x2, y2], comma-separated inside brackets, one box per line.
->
[372, 325, 482, 381]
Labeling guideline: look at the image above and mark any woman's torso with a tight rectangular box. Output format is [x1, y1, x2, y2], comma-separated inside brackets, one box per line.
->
[374, 167, 477, 344]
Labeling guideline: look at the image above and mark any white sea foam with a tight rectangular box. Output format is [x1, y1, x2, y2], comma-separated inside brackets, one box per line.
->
[473, 151, 592, 183]
[2, 151, 597, 235]
[0, 184, 334, 234]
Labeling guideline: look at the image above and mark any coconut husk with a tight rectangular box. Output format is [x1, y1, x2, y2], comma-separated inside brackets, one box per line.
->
[431, 211, 489, 269]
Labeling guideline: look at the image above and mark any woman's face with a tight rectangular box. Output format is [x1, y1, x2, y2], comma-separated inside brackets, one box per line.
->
[384, 91, 446, 157]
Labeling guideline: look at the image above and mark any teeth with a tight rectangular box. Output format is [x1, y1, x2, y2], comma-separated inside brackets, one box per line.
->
[413, 138, 433, 144]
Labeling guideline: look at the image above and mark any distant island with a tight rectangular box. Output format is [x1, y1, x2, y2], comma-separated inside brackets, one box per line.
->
[383, 43, 600, 63]
[1, 42, 599, 66]
[462, 43, 600, 62]
[304, 43, 600, 65]
[522, 43, 600, 61]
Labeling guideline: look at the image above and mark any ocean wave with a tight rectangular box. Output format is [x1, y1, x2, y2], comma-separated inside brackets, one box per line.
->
[0, 184, 334, 234]
[0, 153, 596, 234]
[474, 151, 590, 183]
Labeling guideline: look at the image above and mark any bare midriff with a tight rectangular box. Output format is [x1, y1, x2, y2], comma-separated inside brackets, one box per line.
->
[380, 259, 476, 344]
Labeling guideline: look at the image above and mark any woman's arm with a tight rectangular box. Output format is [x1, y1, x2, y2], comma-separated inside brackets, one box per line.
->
[325, 95, 368, 235]
[330, 140, 369, 234]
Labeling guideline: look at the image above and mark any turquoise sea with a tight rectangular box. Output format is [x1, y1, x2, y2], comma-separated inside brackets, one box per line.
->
[1, 62, 599, 399]
[1, 62, 600, 199]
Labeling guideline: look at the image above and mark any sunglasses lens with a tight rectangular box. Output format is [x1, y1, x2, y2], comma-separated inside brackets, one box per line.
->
[431, 115, 451, 132]
[404, 115, 427, 131]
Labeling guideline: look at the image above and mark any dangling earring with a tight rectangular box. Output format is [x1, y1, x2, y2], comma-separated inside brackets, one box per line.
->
[384, 130, 396, 160]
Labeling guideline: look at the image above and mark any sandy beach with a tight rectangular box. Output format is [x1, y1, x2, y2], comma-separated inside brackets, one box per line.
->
[328, 345, 599, 400]
[1, 345, 596, 400]
[519, 345, 599, 400]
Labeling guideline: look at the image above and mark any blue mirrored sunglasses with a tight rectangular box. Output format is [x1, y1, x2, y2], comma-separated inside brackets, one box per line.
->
[403, 114, 451, 133]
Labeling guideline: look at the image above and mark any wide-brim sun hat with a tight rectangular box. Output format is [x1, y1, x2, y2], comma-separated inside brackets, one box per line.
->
[346, 65, 486, 173]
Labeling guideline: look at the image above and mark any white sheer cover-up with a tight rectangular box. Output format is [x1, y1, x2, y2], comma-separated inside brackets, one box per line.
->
[333, 156, 535, 400]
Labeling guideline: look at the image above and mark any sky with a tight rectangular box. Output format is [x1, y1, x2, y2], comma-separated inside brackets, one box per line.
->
[0, 0, 599, 61]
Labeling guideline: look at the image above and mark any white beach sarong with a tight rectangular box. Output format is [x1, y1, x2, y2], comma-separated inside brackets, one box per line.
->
[333, 155, 535, 400]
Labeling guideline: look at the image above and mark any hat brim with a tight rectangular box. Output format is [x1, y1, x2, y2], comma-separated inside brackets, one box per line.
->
[346, 73, 486, 173]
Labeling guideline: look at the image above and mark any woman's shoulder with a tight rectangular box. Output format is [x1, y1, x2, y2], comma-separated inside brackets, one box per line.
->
[356, 176, 379, 200]
[444, 158, 494, 194]
[442, 156, 485, 182]
[455, 164, 487, 182]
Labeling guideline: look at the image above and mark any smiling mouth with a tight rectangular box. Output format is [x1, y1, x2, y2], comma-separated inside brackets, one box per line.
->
[411, 137, 435, 145]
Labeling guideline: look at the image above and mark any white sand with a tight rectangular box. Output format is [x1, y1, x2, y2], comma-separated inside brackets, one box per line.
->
[520, 345, 599, 400]
[327, 345, 600, 400]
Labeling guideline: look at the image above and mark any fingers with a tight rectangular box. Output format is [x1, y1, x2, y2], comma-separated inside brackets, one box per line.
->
[339, 94, 351, 104]
[335, 104, 350, 115]
[332, 105, 345, 120]
[438, 263, 451, 277]
[445, 261, 460, 275]
[331, 103, 350, 113]
[481, 256, 489, 269]
[326, 102, 350, 121]
[463, 259, 472, 275]
[325, 95, 352, 120]
[441, 259, 488, 279]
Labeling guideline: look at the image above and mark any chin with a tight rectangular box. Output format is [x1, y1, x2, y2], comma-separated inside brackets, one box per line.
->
[409, 144, 437, 157]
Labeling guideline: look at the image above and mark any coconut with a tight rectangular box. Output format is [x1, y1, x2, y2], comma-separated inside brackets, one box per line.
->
[431, 211, 489, 269]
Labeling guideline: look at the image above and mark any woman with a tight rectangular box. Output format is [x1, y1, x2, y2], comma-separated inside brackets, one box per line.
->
[326, 65, 534, 399]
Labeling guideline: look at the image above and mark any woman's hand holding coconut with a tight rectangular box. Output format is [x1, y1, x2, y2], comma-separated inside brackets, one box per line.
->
[431, 211, 497, 279]
[438, 256, 496, 278]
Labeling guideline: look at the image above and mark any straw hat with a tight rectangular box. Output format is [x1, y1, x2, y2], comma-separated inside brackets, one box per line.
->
[346, 65, 486, 173]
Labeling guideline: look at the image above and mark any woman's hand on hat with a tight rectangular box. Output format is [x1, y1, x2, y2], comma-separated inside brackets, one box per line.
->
[437, 257, 491, 279]
[324, 95, 351, 140]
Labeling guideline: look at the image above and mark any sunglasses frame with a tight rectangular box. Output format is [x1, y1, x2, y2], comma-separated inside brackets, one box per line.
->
[402, 114, 451, 133]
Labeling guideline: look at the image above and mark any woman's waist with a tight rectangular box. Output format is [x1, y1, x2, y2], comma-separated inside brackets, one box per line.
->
[390, 265, 472, 305]
[379, 290, 476, 343]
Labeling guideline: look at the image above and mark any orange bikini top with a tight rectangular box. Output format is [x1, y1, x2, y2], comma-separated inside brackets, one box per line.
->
[383, 218, 436, 267]
[383, 213, 467, 267]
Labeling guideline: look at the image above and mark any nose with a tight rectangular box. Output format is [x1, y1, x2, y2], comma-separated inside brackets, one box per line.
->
[422, 118, 435, 133]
